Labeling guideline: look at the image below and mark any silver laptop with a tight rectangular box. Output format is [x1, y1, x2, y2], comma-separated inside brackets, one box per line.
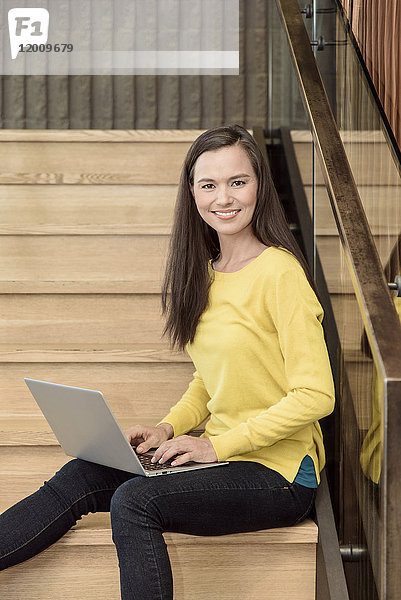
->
[24, 378, 228, 477]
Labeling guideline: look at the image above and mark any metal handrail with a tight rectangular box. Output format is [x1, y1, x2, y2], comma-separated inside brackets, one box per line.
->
[274, 1, 401, 598]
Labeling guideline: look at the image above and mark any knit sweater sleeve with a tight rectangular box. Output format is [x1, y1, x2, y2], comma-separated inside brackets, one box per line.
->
[157, 370, 211, 437]
[209, 265, 335, 462]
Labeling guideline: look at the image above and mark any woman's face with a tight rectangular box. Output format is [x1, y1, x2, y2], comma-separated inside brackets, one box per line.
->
[190, 144, 258, 240]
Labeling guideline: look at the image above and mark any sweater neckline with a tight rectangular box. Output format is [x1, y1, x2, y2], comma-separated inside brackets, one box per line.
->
[208, 246, 277, 277]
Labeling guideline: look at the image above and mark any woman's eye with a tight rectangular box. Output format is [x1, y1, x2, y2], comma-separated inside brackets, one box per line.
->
[200, 180, 245, 190]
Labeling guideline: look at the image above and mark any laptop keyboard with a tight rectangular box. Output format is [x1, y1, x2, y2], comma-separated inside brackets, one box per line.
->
[135, 451, 179, 471]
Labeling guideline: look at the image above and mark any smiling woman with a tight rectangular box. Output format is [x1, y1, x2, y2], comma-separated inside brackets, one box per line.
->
[0, 125, 335, 600]
[161, 124, 323, 350]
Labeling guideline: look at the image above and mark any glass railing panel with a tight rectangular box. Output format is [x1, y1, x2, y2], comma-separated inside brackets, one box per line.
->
[270, 2, 401, 598]
[267, 0, 310, 133]
[267, 0, 317, 273]
[289, 129, 314, 253]
[313, 143, 382, 600]
[311, 3, 401, 283]
[309, 13, 401, 596]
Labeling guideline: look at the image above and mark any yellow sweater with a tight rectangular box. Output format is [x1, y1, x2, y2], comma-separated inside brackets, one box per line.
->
[160, 246, 335, 484]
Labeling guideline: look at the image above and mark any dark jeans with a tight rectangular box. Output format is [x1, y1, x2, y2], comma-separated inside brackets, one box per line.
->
[0, 458, 316, 600]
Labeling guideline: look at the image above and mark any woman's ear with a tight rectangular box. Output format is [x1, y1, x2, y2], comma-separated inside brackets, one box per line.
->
[189, 184, 195, 198]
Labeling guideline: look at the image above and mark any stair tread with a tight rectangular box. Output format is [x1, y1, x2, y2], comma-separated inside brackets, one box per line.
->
[290, 130, 387, 143]
[0, 417, 204, 444]
[68, 516, 318, 545]
[0, 415, 135, 445]
[0, 347, 189, 363]
[42, 513, 318, 545]
[0, 130, 207, 143]
[0, 282, 165, 293]
[0, 224, 364, 235]
[0, 496, 318, 545]
[0, 225, 171, 235]
[0, 347, 369, 364]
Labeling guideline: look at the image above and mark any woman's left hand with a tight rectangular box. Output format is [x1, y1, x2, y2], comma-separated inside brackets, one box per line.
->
[151, 435, 218, 467]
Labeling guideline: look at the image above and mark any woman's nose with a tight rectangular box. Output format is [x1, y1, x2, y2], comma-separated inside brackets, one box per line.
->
[215, 186, 232, 205]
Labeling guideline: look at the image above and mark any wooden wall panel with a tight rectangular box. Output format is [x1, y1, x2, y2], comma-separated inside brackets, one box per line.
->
[0, 1, 269, 131]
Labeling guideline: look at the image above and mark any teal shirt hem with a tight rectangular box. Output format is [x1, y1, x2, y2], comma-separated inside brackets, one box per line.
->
[294, 455, 318, 488]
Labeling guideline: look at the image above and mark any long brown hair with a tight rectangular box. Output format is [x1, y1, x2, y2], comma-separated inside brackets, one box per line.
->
[161, 125, 321, 352]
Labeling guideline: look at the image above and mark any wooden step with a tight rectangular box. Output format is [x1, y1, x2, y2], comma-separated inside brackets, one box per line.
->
[0, 510, 317, 600]
[345, 359, 373, 433]
[0, 347, 188, 363]
[0, 445, 70, 510]
[0, 363, 195, 418]
[0, 130, 205, 143]
[0, 443, 71, 527]
[0, 234, 170, 293]
[0, 292, 373, 359]
[0, 294, 168, 347]
[0, 418, 207, 448]
[330, 293, 370, 351]
[0, 292, 190, 360]
[0, 230, 386, 296]
[0, 423, 318, 599]
[0, 130, 203, 186]
[0, 233, 354, 294]
[315, 235, 399, 294]
[6, 180, 398, 236]
[292, 130, 401, 186]
[304, 185, 401, 235]
[0, 185, 176, 234]
[8, 181, 394, 235]
[0, 233, 393, 294]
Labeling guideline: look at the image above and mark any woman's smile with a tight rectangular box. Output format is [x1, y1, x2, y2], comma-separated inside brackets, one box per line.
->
[212, 209, 241, 219]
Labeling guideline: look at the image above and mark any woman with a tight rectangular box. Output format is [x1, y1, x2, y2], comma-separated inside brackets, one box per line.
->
[0, 125, 335, 599]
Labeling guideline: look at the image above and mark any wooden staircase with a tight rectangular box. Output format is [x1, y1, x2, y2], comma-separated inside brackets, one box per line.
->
[0, 130, 318, 599]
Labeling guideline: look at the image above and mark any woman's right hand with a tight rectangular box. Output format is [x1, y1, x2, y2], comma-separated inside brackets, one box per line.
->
[124, 423, 174, 454]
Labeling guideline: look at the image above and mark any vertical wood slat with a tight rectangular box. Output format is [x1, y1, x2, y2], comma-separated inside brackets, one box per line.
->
[244, 0, 268, 125]
[0, 0, 268, 130]
[339, 0, 401, 152]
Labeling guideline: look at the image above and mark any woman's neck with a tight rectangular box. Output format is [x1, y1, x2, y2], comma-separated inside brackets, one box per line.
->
[213, 239, 271, 272]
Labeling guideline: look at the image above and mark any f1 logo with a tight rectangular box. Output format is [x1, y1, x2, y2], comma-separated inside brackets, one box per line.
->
[8, 8, 49, 59]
